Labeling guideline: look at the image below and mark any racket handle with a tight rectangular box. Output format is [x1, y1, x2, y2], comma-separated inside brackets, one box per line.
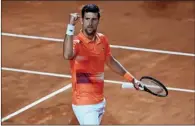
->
[122, 83, 134, 88]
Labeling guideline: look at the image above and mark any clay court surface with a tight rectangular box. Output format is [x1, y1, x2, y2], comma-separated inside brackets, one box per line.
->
[1, 1, 195, 125]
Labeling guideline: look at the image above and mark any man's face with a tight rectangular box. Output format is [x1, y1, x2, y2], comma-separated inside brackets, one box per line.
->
[82, 12, 99, 36]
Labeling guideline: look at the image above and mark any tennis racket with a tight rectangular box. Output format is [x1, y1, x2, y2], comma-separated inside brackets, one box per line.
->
[122, 76, 168, 97]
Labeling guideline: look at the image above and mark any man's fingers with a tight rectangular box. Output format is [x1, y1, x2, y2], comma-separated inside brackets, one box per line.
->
[69, 13, 80, 25]
[137, 82, 144, 91]
[70, 13, 80, 20]
[133, 79, 144, 91]
[70, 13, 77, 16]
[134, 84, 140, 90]
[77, 14, 81, 18]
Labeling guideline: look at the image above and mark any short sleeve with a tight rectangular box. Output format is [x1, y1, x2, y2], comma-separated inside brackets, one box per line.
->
[73, 39, 80, 56]
[104, 36, 112, 57]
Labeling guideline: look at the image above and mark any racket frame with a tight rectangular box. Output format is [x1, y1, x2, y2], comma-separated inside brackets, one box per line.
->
[140, 76, 168, 97]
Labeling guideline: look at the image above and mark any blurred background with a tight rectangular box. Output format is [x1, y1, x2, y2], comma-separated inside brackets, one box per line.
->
[2, 1, 195, 125]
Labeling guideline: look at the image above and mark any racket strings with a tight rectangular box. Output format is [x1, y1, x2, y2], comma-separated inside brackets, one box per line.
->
[141, 79, 166, 96]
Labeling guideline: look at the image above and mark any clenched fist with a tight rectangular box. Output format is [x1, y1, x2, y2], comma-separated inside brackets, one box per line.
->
[69, 13, 80, 25]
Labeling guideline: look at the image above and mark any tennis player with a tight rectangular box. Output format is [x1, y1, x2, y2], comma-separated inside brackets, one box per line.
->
[63, 4, 142, 125]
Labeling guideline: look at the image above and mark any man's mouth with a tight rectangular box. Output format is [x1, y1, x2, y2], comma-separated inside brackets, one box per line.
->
[87, 28, 93, 31]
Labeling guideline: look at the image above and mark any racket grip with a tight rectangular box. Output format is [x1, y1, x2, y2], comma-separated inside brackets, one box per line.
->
[122, 83, 134, 88]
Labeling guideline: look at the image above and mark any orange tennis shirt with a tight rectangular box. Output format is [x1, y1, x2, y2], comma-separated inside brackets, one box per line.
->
[70, 31, 111, 105]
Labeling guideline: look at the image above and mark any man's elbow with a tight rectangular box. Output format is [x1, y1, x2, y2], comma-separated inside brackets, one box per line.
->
[63, 53, 74, 60]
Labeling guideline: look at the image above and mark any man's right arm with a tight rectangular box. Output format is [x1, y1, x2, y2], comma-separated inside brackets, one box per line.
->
[63, 13, 80, 60]
[63, 34, 74, 59]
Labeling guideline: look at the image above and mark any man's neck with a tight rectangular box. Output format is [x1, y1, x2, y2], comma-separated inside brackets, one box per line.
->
[82, 31, 96, 41]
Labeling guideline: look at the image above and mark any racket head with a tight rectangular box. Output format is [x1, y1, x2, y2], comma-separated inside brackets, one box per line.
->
[140, 76, 168, 97]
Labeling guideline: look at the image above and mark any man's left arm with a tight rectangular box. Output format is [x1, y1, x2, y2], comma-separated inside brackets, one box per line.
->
[104, 37, 140, 90]
[105, 55, 134, 83]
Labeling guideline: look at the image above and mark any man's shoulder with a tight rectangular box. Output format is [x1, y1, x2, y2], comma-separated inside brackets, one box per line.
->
[97, 32, 107, 38]
[73, 36, 81, 44]
[97, 32, 109, 44]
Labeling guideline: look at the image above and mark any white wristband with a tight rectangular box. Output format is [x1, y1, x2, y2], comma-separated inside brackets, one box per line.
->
[66, 24, 75, 36]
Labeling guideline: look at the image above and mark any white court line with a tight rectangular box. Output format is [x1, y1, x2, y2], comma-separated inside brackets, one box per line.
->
[2, 67, 195, 93]
[2, 32, 195, 57]
[1, 67, 195, 122]
[1, 83, 72, 122]
[2, 67, 71, 78]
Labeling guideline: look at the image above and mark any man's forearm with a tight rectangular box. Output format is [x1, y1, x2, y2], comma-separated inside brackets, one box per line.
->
[63, 34, 74, 59]
[107, 56, 127, 76]
[106, 56, 135, 82]
[63, 13, 79, 60]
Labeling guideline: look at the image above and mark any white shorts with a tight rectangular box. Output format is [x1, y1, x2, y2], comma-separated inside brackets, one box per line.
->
[72, 99, 106, 125]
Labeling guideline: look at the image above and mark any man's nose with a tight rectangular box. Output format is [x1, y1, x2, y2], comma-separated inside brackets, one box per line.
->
[89, 20, 92, 25]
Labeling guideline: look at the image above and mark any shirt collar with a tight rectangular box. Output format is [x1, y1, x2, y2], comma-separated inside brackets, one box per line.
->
[77, 30, 101, 44]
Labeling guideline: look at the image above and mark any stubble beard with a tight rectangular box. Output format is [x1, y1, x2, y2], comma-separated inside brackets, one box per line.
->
[85, 28, 97, 36]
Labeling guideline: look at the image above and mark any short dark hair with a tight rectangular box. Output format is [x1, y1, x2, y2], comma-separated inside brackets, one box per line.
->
[81, 4, 100, 19]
